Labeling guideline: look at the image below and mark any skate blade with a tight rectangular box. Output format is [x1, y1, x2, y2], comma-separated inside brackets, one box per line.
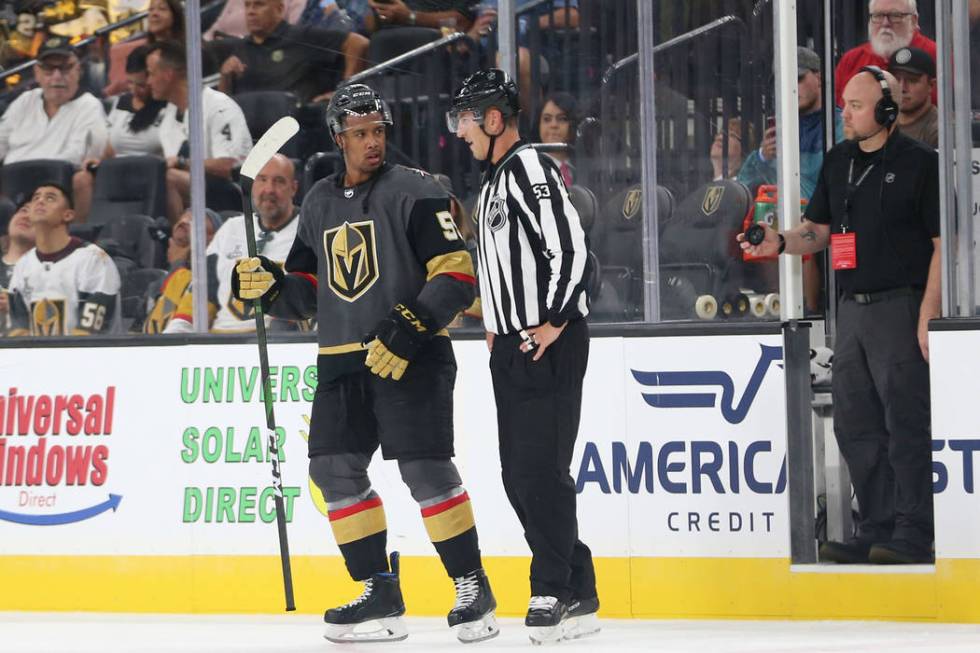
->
[324, 617, 408, 643]
[562, 613, 600, 640]
[528, 622, 564, 646]
[454, 612, 500, 644]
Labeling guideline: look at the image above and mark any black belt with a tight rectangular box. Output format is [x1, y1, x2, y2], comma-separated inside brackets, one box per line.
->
[843, 286, 922, 305]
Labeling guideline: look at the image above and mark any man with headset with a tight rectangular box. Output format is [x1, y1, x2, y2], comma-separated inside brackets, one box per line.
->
[739, 66, 940, 565]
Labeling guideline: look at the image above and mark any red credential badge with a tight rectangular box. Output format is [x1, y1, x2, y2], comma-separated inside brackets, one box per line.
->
[831, 231, 857, 270]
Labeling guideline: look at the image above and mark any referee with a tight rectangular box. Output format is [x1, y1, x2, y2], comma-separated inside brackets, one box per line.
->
[449, 69, 599, 644]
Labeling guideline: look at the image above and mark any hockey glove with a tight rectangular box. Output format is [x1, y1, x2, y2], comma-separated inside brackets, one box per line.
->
[232, 256, 284, 304]
[363, 301, 435, 381]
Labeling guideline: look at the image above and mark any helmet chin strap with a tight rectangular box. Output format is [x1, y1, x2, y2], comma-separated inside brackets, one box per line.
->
[480, 122, 505, 176]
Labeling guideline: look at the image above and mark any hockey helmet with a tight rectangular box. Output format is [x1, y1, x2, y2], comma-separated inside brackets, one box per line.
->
[326, 83, 393, 139]
[446, 68, 520, 132]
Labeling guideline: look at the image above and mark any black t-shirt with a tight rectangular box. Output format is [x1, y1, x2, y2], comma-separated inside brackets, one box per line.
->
[227, 21, 348, 103]
[805, 130, 940, 293]
[405, 0, 475, 22]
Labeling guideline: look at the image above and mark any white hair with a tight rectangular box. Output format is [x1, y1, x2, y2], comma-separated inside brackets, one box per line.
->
[869, 0, 918, 15]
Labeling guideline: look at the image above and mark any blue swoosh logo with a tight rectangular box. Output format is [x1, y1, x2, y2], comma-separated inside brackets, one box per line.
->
[0, 493, 122, 526]
[631, 345, 783, 424]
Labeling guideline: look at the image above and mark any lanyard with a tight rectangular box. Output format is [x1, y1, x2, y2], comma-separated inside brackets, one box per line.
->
[841, 157, 876, 232]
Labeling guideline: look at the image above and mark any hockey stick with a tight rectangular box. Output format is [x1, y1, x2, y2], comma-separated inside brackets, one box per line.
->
[239, 116, 300, 612]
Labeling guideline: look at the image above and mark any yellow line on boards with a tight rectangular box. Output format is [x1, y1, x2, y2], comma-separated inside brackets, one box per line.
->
[3, 556, 980, 622]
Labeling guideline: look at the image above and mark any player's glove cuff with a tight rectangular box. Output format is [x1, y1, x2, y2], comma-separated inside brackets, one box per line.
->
[231, 255, 284, 308]
[362, 300, 436, 381]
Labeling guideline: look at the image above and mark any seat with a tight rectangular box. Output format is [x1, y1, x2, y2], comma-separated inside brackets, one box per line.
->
[97, 214, 161, 269]
[302, 151, 343, 197]
[88, 156, 168, 225]
[205, 175, 243, 213]
[594, 183, 674, 273]
[366, 27, 449, 99]
[1, 159, 76, 205]
[233, 91, 300, 158]
[121, 268, 168, 319]
[568, 185, 598, 235]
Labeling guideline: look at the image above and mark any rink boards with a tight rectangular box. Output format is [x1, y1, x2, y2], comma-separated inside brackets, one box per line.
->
[1, 331, 978, 622]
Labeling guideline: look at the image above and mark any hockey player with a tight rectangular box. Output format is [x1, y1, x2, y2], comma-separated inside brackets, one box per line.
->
[449, 69, 600, 645]
[164, 155, 301, 333]
[7, 182, 121, 336]
[231, 84, 498, 644]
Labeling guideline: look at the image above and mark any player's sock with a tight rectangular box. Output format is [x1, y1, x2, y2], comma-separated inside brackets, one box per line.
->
[328, 490, 389, 579]
[419, 487, 482, 577]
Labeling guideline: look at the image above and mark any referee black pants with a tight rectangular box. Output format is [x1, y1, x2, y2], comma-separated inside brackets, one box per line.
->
[489, 318, 597, 604]
[832, 291, 934, 549]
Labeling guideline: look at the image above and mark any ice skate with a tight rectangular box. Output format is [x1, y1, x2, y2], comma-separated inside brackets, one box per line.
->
[323, 552, 408, 643]
[526, 595, 567, 645]
[447, 568, 499, 644]
[563, 596, 600, 640]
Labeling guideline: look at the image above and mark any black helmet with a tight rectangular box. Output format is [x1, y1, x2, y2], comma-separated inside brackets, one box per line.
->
[326, 83, 393, 139]
[447, 68, 520, 131]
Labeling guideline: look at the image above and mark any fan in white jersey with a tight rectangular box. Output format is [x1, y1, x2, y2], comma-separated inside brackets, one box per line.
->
[7, 183, 121, 336]
[145, 40, 252, 223]
[0, 36, 108, 166]
[73, 44, 169, 222]
[164, 155, 300, 333]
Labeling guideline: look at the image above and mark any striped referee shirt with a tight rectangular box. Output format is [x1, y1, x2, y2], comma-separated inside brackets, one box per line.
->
[475, 141, 589, 335]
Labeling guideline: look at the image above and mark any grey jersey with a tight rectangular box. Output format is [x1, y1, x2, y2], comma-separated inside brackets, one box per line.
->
[272, 163, 475, 377]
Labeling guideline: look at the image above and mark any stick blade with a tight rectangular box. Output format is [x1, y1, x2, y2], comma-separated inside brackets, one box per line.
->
[240, 116, 300, 180]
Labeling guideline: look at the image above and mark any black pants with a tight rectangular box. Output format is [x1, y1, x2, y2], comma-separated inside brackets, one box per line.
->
[833, 292, 934, 547]
[489, 318, 597, 604]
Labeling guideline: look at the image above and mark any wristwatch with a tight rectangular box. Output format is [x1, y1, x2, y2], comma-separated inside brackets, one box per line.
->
[408, 10, 416, 25]
[777, 233, 786, 255]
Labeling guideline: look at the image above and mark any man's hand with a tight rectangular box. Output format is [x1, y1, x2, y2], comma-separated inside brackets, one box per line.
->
[369, 0, 412, 24]
[737, 223, 781, 258]
[232, 256, 284, 301]
[760, 125, 777, 161]
[363, 302, 434, 381]
[524, 321, 567, 361]
[486, 331, 494, 352]
[0, 290, 8, 315]
[165, 156, 179, 169]
[918, 306, 939, 362]
[220, 55, 247, 79]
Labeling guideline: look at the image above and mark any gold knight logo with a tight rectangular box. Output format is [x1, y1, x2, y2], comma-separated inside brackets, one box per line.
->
[323, 221, 379, 302]
[622, 187, 642, 220]
[31, 298, 66, 336]
[701, 185, 725, 216]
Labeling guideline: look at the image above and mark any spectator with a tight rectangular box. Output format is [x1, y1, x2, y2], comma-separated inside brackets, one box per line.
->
[0, 200, 36, 335]
[139, 207, 221, 333]
[889, 46, 937, 148]
[365, 0, 474, 33]
[204, 0, 307, 40]
[74, 45, 168, 222]
[164, 155, 301, 333]
[0, 36, 107, 166]
[6, 182, 121, 337]
[710, 118, 753, 181]
[216, 0, 368, 103]
[104, 0, 185, 97]
[301, 0, 366, 33]
[738, 47, 843, 201]
[535, 91, 577, 186]
[146, 41, 252, 223]
[834, 0, 936, 108]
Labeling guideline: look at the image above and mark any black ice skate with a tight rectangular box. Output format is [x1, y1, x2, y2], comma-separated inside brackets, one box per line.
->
[323, 552, 408, 643]
[525, 595, 568, 645]
[447, 568, 500, 644]
[563, 596, 600, 640]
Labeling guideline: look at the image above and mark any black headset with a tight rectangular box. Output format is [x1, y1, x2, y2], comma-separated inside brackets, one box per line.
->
[860, 65, 898, 127]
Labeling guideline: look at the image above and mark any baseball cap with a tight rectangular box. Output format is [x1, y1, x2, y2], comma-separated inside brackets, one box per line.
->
[798, 46, 821, 76]
[36, 36, 76, 62]
[888, 46, 936, 78]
